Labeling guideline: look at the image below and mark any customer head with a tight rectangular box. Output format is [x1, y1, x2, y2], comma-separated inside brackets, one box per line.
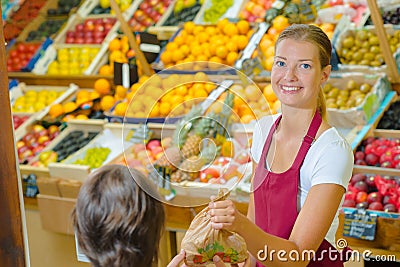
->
[72, 164, 165, 267]
[272, 24, 332, 119]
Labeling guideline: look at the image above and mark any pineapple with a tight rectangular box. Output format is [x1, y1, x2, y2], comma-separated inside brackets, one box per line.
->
[173, 144, 220, 182]
[153, 146, 182, 170]
[181, 113, 217, 159]
[173, 105, 203, 148]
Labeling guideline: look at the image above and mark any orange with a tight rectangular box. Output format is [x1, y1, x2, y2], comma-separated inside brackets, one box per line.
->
[194, 88, 208, 98]
[90, 91, 100, 100]
[236, 35, 249, 50]
[183, 21, 195, 34]
[166, 42, 179, 51]
[149, 103, 160, 117]
[108, 38, 121, 51]
[94, 78, 111, 95]
[160, 50, 173, 65]
[175, 85, 188, 96]
[259, 38, 274, 52]
[193, 25, 205, 35]
[264, 56, 274, 71]
[49, 104, 64, 118]
[126, 91, 136, 102]
[215, 46, 228, 59]
[223, 23, 239, 37]
[99, 64, 113, 75]
[217, 18, 229, 31]
[265, 46, 275, 58]
[226, 51, 239, 65]
[237, 20, 250, 35]
[100, 95, 115, 111]
[76, 90, 90, 101]
[204, 83, 216, 93]
[241, 114, 256, 124]
[196, 32, 209, 44]
[63, 102, 78, 113]
[159, 102, 171, 116]
[139, 75, 150, 84]
[114, 102, 128, 116]
[130, 83, 142, 93]
[263, 84, 277, 102]
[75, 114, 89, 120]
[193, 72, 208, 82]
[205, 26, 216, 36]
[179, 45, 190, 56]
[172, 50, 184, 62]
[174, 35, 185, 46]
[115, 85, 128, 98]
[226, 41, 238, 52]
[272, 15, 290, 32]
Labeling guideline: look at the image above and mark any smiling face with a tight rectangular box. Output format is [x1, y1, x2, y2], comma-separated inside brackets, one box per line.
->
[271, 38, 331, 111]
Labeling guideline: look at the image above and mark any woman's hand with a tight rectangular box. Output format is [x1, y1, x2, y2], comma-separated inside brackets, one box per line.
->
[208, 199, 244, 232]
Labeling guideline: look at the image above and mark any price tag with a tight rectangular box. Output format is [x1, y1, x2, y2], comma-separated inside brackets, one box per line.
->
[343, 209, 377, 241]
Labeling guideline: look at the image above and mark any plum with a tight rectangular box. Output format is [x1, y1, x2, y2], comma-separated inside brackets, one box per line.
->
[350, 173, 366, 185]
[368, 201, 383, 211]
[383, 203, 397, 213]
[356, 201, 369, 210]
[354, 181, 368, 192]
[367, 192, 382, 204]
[343, 199, 356, 208]
[365, 153, 379, 166]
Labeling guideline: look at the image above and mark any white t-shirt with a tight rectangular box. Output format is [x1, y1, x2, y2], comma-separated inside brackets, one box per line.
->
[250, 114, 354, 247]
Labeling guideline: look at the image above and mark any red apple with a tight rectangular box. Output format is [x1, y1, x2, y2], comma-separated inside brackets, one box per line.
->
[356, 191, 368, 203]
[75, 37, 85, 44]
[146, 139, 161, 151]
[368, 201, 383, 211]
[354, 151, 365, 161]
[200, 168, 220, 183]
[94, 37, 104, 44]
[66, 36, 75, 44]
[344, 191, 356, 201]
[151, 146, 163, 156]
[85, 37, 95, 44]
[383, 203, 397, 213]
[94, 24, 105, 32]
[350, 173, 366, 185]
[356, 201, 368, 209]
[342, 199, 356, 208]
[84, 19, 95, 31]
[355, 159, 366, 165]
[354, 181, 368, 192]
[66, 31, 75, 38]
[365, 153, 379, 165]
[35, 129, 49, 138]
[23, 133, 35, 143]
[75, 23, 84, 32]
[365, 175, 376, 187]
[367, 192, 382, 204]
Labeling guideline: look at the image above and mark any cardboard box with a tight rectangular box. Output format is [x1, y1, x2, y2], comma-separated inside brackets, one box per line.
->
[37, 194, 76, 235]
[36, 177, 61, 197]
[58, 179, 82, 198]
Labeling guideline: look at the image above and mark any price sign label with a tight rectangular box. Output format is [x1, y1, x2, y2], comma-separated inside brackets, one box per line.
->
[343, 209, 377, 241]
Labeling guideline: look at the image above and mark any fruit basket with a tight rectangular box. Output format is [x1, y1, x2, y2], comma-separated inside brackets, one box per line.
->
[10, 83, 78, 117]
[324, 72, 393, 129]
[47, 123, 131, 181]
[353, 129, 400, 176]
[6, 38, 53, 72]
[76, 0, 138, 17]
[32, 43, 104, 75]
[194, 0, 245, 25]
[152, 20, 259, 74]
[19, 120, 105, 180]
[334, 24, 400, 75]
[17, 15, 67, 43]
[158, 0, 203, 27]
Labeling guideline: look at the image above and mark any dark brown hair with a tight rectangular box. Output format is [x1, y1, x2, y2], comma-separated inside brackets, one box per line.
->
[275, 24, 332, 120]
[71, 164, 165, 267]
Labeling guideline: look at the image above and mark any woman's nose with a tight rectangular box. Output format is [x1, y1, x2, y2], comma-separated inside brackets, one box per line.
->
[284, 67, 298, 81]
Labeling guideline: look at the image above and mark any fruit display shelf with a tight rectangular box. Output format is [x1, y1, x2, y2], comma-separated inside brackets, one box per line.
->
[47, 123, 136, 182]
[152, 21, 264, 74]
[353, 128, 400, 177]
[39, 0, 82, 17]
[334, 24, 400, 76]
[324, 72, 393, 129]
[11, 83, 78, 140]
[158, 0, 203, 28]
[16, 15, 67, 43]
[6, 38, 53, 72]
[194, 0, 245, 25]
[76, 0, 139, 19]
[19, 120, 105, 181]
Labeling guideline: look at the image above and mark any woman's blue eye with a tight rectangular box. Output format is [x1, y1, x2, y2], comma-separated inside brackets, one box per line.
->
[301, 63, 311, 69]
[276, 61, 285, 67]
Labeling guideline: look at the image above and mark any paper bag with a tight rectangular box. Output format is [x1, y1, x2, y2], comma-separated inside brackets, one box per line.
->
[181, 191, 247, 266]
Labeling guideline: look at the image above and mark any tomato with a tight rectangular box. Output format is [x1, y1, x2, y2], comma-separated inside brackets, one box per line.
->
[17, 43, 27, 53]
[9, 50, 18, 58]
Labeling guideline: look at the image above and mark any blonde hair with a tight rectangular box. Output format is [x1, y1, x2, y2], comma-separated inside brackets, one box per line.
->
[276, 24, 331, 120]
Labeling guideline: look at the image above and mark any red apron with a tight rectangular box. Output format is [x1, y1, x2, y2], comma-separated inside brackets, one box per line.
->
[253, 111, 346, 266]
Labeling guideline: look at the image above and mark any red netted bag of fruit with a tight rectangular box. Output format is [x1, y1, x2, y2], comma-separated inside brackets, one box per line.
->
[181, 190, 247, 266]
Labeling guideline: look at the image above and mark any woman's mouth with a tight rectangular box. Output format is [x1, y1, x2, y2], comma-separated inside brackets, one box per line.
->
[281, 85, 302, 92]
